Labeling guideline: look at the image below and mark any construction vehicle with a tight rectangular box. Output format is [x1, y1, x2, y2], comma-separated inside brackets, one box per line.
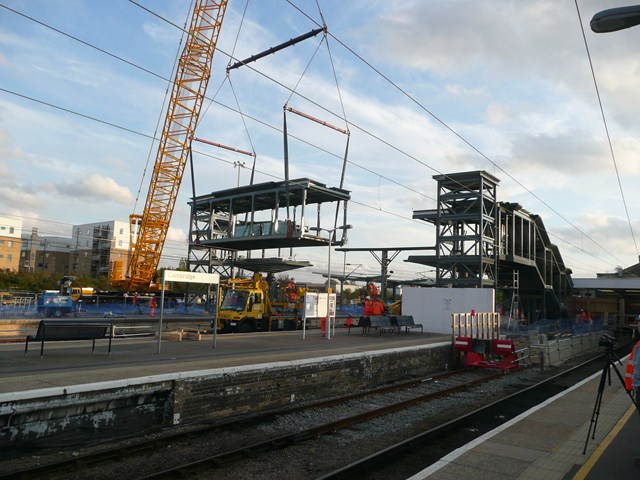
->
[0, 292, 15, 306]
[36, 276, 78, 318]
[217, 273, 304, 333]
[109, 0, 229, 292]
[37, 291, 76, 318]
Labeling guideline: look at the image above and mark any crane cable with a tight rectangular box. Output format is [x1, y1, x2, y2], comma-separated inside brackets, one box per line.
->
[315, 0, 352, 242]
[282, 31, 327, 219]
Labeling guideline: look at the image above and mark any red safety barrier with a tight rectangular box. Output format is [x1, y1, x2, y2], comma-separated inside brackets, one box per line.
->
[455, 336, 519, 373]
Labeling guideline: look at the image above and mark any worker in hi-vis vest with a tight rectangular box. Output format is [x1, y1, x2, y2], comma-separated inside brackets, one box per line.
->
[627, 317, 640, 402]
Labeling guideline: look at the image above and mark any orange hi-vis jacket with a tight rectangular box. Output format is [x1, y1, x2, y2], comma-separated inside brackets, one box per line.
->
[371, 300, 385, 316]
[363, 299, 373, 316]
[624, 340, 640, 391]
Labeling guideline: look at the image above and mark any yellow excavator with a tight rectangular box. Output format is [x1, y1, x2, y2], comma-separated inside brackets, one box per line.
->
[110, 0, 229, 292]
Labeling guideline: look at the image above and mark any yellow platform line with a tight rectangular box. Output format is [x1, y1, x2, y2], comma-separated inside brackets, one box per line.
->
[573, 403, 637, 480]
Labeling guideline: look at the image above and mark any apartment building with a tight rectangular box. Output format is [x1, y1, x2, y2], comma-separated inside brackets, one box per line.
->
[19, 220, 130, 278]
[0, 217, 22, 272]
[72, 221, 130, 277]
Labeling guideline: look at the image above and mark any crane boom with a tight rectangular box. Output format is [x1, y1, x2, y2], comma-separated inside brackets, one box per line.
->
[112, 0, 228, 292]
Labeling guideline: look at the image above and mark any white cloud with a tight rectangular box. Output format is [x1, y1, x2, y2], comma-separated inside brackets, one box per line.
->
[52, 174, 134, 205]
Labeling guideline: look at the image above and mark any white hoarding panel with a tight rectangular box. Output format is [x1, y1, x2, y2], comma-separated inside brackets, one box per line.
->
[402, 287, 494, 335]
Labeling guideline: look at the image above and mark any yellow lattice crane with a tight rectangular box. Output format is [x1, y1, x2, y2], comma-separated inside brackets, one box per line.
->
[110, 0, 229, 291]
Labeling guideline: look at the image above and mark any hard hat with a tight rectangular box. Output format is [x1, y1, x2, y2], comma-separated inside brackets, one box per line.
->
[366, 296, 370, 300]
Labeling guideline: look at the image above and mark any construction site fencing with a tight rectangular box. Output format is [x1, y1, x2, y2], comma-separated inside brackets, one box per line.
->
[0, 293, 213, 320]
[0, 297, 36, 319]
[529, 331, 605, 367]
[451, 312, 501, 341]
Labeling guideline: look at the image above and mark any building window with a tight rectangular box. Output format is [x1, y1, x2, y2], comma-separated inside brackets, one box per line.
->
[7, 254, 11, 261]
[120, 228, 124, 235]
[9, 227, 14, 234]
[118, 240, 123, 247]
[7, 241, 12, 247]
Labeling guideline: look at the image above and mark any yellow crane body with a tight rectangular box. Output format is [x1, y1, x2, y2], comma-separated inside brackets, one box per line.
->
[111, 0, 228, 291]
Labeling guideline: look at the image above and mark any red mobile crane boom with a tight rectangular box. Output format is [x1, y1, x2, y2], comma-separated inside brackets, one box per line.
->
[110, 0, 229, 292]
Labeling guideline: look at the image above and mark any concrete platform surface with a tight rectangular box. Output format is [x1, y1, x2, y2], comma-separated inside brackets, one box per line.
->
[410, 361, 640, 480]
[8, 324, 639, 480]
[1, 328, 447, 394]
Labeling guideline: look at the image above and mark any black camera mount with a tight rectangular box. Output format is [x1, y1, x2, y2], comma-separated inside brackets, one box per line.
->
[583, 339, 637, 454]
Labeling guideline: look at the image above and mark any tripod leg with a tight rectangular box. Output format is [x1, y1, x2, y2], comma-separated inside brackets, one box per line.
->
[583, 362, 609, 455]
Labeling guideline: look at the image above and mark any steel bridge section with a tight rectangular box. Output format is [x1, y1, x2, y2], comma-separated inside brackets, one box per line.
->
[408, 170, 572, 320]
[187, 177, 350, 278]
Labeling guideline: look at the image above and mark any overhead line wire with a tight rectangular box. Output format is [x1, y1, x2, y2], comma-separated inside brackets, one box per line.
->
[573, 0, 640, 261]
[284, 0, 626, 268]
[0, 77, 610, 273]
[1, 1, 619, 273]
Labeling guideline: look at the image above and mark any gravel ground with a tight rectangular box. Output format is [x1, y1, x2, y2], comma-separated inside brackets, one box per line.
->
[1, 364, 566, 480]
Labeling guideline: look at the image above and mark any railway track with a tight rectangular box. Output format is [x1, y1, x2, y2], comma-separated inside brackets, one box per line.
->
[317, 353, 612, 479]
[3, 347, 623, 480]
[0, 368, 504, 480]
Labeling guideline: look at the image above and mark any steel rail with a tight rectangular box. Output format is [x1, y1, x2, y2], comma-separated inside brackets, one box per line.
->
[0, 369, 478, 479]
[314, 352, 617, 479]
[136, 371, 505, 479]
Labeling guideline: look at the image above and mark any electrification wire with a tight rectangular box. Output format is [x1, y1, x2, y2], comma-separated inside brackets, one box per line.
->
[574, 0, 640, 261]
[131, 0, 194, 215]
[0, 87, 152, 140]
[1, 2, 619, 274]
[284, 0, 627, 268]
[0, 25, 593, 277]
[0, 3, 167, 82]
[211, 23, 618, 272]
[0, 16, 608, 276]
[126, 1, 628, 272]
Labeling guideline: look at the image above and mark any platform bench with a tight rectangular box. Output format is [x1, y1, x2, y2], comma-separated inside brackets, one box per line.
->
[25, 320, 113, 357]
[369, 316, 400, 336]
[394, 315, 423, 334]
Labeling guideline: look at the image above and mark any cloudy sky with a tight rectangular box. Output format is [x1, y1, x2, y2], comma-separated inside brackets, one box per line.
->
[1, 0, 640, 283]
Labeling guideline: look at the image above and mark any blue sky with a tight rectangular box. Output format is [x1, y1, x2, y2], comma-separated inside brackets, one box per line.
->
[1, 0, 640, 283]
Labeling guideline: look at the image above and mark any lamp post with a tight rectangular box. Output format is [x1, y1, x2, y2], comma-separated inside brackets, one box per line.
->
[310, 224, 353, 339]
[233, 160, 245, 187]
[341, 263, 362, 307]
[591, 5, 640, 33]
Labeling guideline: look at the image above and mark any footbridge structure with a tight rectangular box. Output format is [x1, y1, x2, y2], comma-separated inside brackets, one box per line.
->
[407, 170, 573, 321]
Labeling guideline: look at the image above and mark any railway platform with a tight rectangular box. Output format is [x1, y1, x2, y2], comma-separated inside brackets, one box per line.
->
[0, 325, 447, 394]
[3, 324, 637, 479]
[411, 356, 640, 480]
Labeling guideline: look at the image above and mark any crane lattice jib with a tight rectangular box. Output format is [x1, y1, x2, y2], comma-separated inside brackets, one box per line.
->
[127, 0, 228, 291]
